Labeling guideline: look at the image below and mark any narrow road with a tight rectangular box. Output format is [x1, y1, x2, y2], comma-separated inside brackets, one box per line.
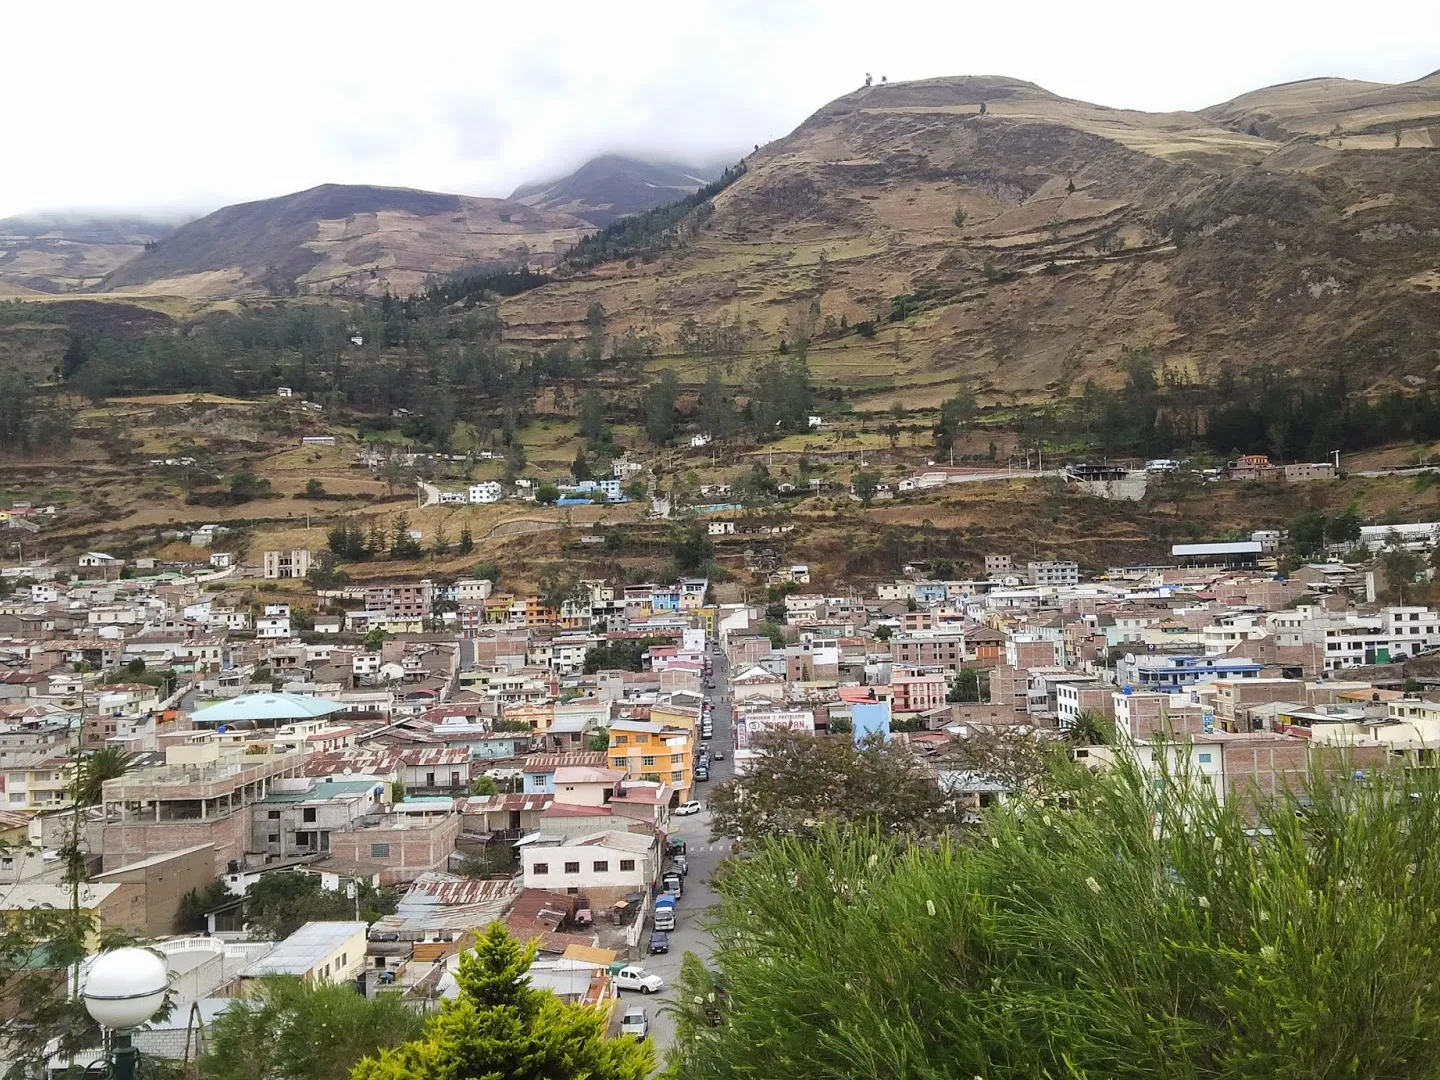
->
[634, 647, 735, 1063]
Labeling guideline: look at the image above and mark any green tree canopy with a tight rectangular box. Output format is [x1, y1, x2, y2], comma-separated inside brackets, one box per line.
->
[851, 470, 880, 507]
[201, 977, 424, 1080]
[706, 730, 963, 845]
[244, 872, 395, 938]
[353, 923, 651, 1080]
[75, 747, 137, 806]
[673, 759, 1440, 1079]
[644, 368, 679, 445]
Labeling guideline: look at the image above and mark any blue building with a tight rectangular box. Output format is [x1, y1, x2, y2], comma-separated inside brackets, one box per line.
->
[1120, 653, 1263, 694]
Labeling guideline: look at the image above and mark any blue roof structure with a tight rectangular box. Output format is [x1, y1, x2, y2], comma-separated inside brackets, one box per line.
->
[190, 693, 345, 726]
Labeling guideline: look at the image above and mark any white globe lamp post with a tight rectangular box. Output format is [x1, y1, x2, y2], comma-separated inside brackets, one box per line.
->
[81, 948, 169, 1080]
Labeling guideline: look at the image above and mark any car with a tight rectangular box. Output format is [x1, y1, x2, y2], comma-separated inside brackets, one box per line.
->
[615, 966, 665, 994]
[702, 728, 714, 740]
[662, 871, 683, 895]
[648, 931, 670, 955]
[621, 1006, 649, 1036]
[712, 749, 725, 761]
[675, 800, 703, 816]
[695, 766, 710, 782]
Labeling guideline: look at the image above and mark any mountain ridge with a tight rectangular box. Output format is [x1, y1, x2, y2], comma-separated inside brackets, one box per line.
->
[495, 70, 1440, 401]
[509, 154, 724, 227]
[96, 182, 592, 298]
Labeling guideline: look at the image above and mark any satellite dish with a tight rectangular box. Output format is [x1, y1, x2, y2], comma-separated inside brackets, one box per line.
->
[343, 767, 352, 776]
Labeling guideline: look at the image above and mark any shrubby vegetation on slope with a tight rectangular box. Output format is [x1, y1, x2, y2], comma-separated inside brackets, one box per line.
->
[671, 759, 1440, 1079]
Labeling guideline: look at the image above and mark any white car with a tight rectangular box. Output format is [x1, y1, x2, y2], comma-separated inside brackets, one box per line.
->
[615, 966, 665, 994]
[675, 800, 703, 816]
[621, 1006, 649, 1037]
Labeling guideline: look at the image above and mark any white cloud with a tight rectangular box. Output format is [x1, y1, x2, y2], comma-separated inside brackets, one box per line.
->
[4, 0, 1436, 218]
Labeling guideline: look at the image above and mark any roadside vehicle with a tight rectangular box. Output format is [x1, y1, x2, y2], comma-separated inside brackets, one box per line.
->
[653, 898, 676, 931]
[676, 800, 702, 816]
[648, 931, 670, 954]
[615, 967, 664, 994]
[661, 870, 683, 895]
[621, 1006, 649, 1036]
[695, 765, 710, 782]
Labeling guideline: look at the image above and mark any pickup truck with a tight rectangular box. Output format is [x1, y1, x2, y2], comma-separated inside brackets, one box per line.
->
[653, 893, 677, 931]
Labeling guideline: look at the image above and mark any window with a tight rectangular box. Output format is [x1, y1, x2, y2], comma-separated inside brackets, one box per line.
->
[593, 860, 609, 873]
[1, 857, 12, 869]
[672, 771, 684, 782]
[612, 758, 627, 770]
[370, 843, 390, 858]
[642, 756, 656, 767]
[1198, 753, 1213, 764]
[302, 807, 317, 823]
[268, 810, 281, 819]
[564, 861, 580, 874]
[533, 862, 549, 875]
[295, 831, 314, 847]
[268, 833, 280, 843]
[612, 735, 628, 745]
[620, 859, 636, 872]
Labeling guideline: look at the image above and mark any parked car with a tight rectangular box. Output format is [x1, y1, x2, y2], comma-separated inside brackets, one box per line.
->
[648, 931, 670, 955]
[676, 800, 703, 816]
[666, 835, 687, 856]
[702, 725, 714, 739]
[615, 966, 665, 994]
[662, 870, 683, 895]
[653, 902, 676, 931]
[695, 766, 710, 782]
[621, 1006, 649, 1036]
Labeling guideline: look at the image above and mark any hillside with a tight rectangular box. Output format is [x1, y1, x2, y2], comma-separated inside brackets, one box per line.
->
[0, 213, 179, 293]
[98, 184, 593, 299]
[511, 154, 720, 227]
[498, 72, 1440, 405]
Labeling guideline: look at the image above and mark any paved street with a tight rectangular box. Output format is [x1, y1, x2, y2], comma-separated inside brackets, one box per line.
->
[617, 648, 735, 1063]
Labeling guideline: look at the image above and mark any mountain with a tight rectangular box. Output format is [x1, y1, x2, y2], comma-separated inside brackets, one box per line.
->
[511, 155, 721, 227]
[497, 72, 1440, 400]
[98, 184, 593, 298]
[0, 212, 179, 294]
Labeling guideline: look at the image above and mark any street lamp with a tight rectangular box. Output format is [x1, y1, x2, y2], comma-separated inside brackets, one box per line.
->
[81, 948, 169, 1080]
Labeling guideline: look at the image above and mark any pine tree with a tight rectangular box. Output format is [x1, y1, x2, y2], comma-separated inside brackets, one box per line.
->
[458, 524, 474, 554]
[352, 924, 652, 1080]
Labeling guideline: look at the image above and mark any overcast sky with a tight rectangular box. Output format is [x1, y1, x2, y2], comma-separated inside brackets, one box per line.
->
[6, 0, 1437, 220]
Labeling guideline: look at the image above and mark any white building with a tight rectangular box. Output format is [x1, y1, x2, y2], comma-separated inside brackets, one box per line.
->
[520, 830, 657, 893]
[1027, 561, 1080, 586]
[239, 920, 366, 984]
[456, 579, 494, 602]
[263, 549, 312, 580]
[690, 433, 712, 449]
[438, 491, 468, 505]
[612, 458, 644, 480]
[257, 615, 292, 639]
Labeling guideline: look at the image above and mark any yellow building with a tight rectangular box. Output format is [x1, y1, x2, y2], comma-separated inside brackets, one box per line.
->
[649, 702, 700, 740]
[608, 719, 692, 796]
